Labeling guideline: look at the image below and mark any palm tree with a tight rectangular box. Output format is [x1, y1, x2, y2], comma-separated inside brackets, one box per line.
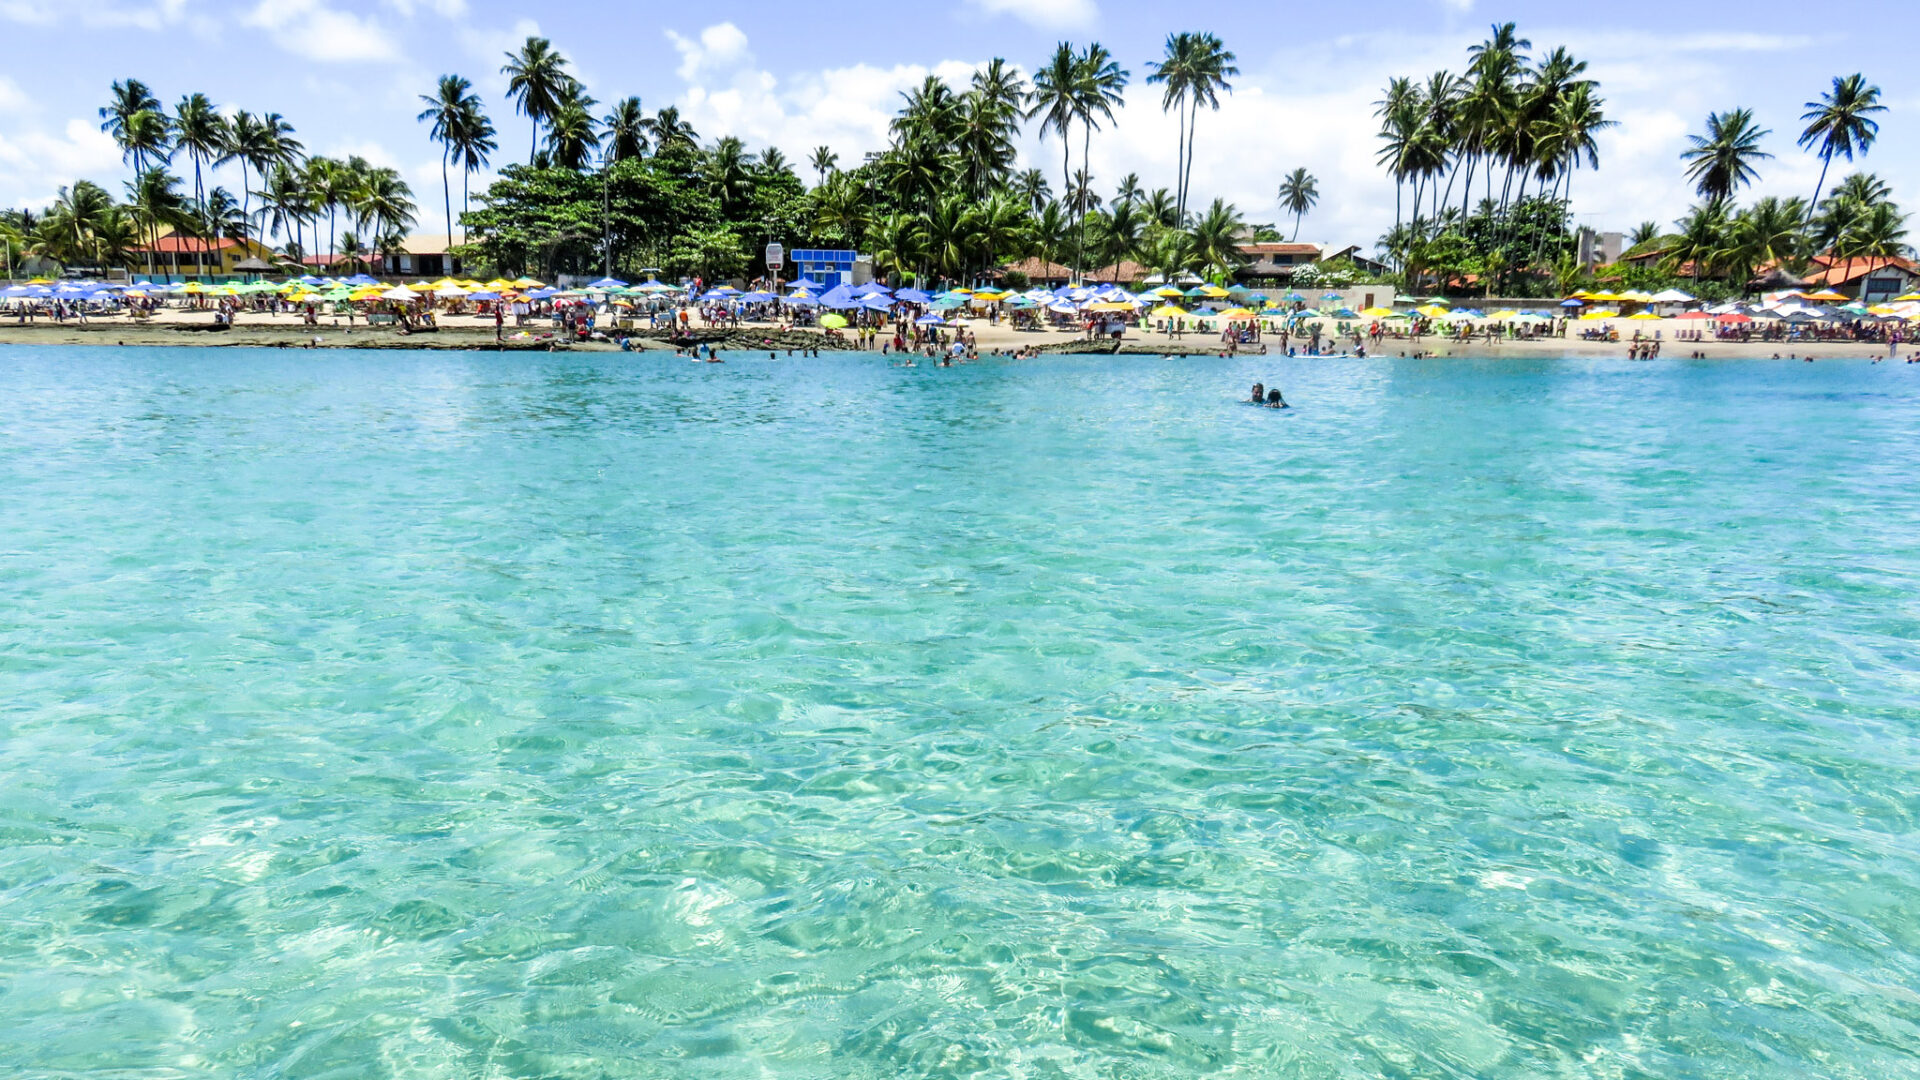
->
[304, 156, 351, 265]
[642, 107, 699, 154]
[1069, 42, 1129, 276]
[1665, 200, 1733, 284]
[1027, 43, 1081, 231]
[246, 113, 302, 238]
[1145, 33, 1197, 222]
[1015, 168, 1052, 216]
[1797, 75, 1885, 226]
[1681, 108, 1772, 204]
[1629, 221, 1660, 248]
[420, 75, 481, 243]
[451, 100, 496, 245]
[172, 93, 226, 255]
[256, 164, 306, 255]
[809, 146, 838, 187]
[602, 97, 648, 163]
[1188, 197, 1247, 281]
[703, 137, 756, 215]
[1725, 196, 1809, 285]
[354, 166, 418, 258]
[125, 168, 189, 273]
[1278, 168, 1319, 241]
[501, 36, 574, 164]
[102, 83, 173, 274]
[1179, 34, 1236, 225]
[545, 89, 602, 170]
[1114, 173, 1143, 212]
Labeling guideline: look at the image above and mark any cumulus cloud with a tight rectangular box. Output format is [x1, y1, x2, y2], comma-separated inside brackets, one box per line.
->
[964, 0, 1097, 31]
[241, 0, 400, 63]
[0, 119, 126, 209]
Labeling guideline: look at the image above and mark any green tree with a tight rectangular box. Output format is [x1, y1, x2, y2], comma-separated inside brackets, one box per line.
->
[1681, 108, 1772, 203]
[1797, 74, 1885, 226]
[1278, 168, 1318, 241]
[501, 36, 575, 164]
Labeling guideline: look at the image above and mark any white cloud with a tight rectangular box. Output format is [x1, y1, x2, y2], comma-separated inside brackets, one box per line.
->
[0, 0, 190, 30]
[383, 0, 467, 16]
[241, 0, 400, 63]
[964, 0, 1097, 31]
[0, 119, 126, 209]
[0, 75, 29, 112]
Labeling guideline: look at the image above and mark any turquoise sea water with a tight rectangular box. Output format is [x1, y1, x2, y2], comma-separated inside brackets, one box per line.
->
[2, 346, 1918, 1078]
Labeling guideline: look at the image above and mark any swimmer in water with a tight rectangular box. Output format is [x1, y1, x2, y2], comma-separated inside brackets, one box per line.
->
[1250, 382, 1265, 403]
[1266, 388, 1288, 409]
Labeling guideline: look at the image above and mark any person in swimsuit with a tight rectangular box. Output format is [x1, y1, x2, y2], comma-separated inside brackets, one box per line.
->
[1266, 388, 1287, 408]
[1250, 382, 1265, 403]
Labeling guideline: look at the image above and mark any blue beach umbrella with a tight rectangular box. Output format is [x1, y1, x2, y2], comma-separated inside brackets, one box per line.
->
[784, 295, 820, 306]
[859, 294, 896, 311]
[817, 284, 856, 308]
[787, 277, 828, 291]
[737, 291, 776, 303]
[467, 291, 500, 301]
[852, 281, 893, 297]
[1560, 298, 1585, 308]
[895, 287, 933, 304]
[587, 277, 628, 289]
[916, 313, 945, 325]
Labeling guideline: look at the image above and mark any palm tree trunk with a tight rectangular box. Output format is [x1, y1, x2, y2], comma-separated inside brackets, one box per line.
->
[442, 147, 454, 250]
[1077, 124, 1092, 280]
[1182, 101, 1200, 227]
[1173, 102, 1186, 225]
[1805, 152, 1832, 229]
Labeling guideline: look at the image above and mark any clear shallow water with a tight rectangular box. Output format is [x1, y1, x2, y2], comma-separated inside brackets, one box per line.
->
[2, 346, 1918, 1079]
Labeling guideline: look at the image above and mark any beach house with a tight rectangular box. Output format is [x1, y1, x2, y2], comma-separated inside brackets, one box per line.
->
[130, 230, 279, 279]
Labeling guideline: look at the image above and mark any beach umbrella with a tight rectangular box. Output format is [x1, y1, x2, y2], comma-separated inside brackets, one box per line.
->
[1628, 311, 1662, 320]
[466, 290, 500, 301]
[1149, 304, 1188, 318]
[1182, 286, 1211, 297]
[1415, 304, 1450, 318]
[1358, 306, 1395, 318]
[381, 286, 418, 301]
[1320, 292, 1343, 303]
[737, 291, 776, 303]
[1332, 307, 1360, 318]
[894, 287, 933, 304]
[1559, 298, 1585, 308]
[587, 277, 628, 289]
[819, 313, 849, 329]
[525, 287, 562, 300]
[818, 284, 858, 309]
[851, 281, 893, 297]
[915, 313, 945, 325]
[1292, 308, 1324, 319]
[858, 294, 895, 311]
[1004, 297, 1037, 308]
[511, 277, 545, 289]
[784, 295, 819, 306]
[1086, 301, 1134, 312]
[1804, 289, 1847, 302]
[1715, 312, 1752, 324]
[1579, 309, 1619, 320]
[1217, 307, 1259, 320]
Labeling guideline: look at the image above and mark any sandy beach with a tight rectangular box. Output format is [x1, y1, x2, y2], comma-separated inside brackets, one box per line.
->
[0, 307, 1907, 360]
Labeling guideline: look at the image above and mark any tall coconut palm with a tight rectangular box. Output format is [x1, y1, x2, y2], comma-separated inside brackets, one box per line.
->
[1681, 108, 1772, 204]
[602, 97, 648, 163]
[1178, 34, 1236, 226]
[171, 94, 226, 257]
[545, 87, 601, 171]
[1278, 168, 1319, 241]
[1798, 75, 1885, 227]
[1015, 168, 1052, 216]
[420, 75, 481, 244]
[1070, 42, 1129, 276]
[247, 113, 302, 239]
[451, 100, 496, 245]
[1026, 43, 1081, 230]
[501, 36, 574, 164]
[1145, 33, 1197, 223]
[642, 107, 699, 155]
[809, 146, 838, 187]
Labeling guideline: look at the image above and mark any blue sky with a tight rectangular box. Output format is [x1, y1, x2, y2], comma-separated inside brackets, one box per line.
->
[3, 0, 1916, 249]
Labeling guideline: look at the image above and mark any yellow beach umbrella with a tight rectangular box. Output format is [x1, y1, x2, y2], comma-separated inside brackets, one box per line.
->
[1151, 286, 1183, 298]
[512, 277, 545, 289]
[1805, 289, 1848, 301]
[1150, 304, 1189, 318]
[1892, 292, 1920, 303]
[819, 313, 848, 329]
[483, 278, 515, 291]
[1580, 308, 1619, 320]
[1415, 304, 1450, 318]
[1628, 311, 1662, 320]
[1197, 285, 1230, 298]
[1086, 301, 1134, 312]
[1217, 307, 1258, 319]
[1359, 306, 1395, 318]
